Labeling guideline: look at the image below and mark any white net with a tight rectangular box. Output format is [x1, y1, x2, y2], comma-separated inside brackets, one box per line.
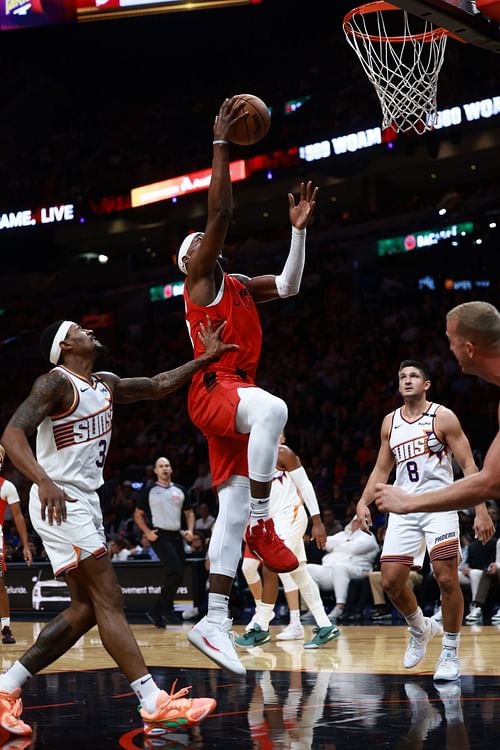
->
[344, 2, 449, 133]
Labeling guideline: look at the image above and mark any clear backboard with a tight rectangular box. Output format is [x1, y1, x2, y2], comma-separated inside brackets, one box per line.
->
[390, 0, 500, 52]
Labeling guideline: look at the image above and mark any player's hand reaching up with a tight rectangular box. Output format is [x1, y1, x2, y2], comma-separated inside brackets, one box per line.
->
[288, 181, 318, 230]
[213, 96, 248, 143]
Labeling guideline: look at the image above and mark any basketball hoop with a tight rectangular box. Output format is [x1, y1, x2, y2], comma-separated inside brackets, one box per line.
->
[343, 1, 455, 133]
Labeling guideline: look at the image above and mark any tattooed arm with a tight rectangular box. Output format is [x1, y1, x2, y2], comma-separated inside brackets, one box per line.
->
[100, 317, 238, 404]
[1, 370, 75, 525]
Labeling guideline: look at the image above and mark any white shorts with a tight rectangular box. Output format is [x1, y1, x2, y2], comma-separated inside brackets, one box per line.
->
[274, 504, 307, 564]
[0, 527, 4, 576]
[29, 483, 108, 577]
[381, 510, 460, 569]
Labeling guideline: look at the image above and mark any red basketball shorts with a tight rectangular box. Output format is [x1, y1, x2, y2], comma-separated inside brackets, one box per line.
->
[188, 377, 256, 488]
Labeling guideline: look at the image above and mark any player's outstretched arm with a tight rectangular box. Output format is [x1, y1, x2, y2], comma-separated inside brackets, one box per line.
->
[188, 97, 247, 283]
[245, 181, 318, 303]
[438, 407, 495, 542]
[375, 427, 500, 513]
[107, 318, 238, 404]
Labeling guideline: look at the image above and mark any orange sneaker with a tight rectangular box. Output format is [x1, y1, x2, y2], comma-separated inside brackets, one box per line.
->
[0, 689, 32, 737]
[245, 518, 299, 573]
[139, 681, 216, 735]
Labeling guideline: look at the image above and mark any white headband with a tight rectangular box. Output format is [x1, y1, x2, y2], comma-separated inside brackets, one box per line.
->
[49, 320, 76, 365]
[177, 232, 204, 275]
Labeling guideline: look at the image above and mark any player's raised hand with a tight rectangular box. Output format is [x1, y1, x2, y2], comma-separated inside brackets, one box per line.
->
[213, 96, 248, 143]
[288, 181, 318, 230]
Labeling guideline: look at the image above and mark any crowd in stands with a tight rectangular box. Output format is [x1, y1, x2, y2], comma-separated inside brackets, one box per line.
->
[3, 2, 500, 216]
[2, 0, 500, 623]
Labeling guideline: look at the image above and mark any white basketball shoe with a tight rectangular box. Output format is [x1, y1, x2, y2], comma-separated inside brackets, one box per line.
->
[187, 616, 246, 675]
[404, 617, 443, 668]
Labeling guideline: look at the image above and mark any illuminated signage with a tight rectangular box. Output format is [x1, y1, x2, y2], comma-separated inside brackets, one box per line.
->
[377, 222, 475, 256]
[420, 276, 491, 291]
[131, 161, 246, 208]
[150, 281, 184, 302]
[0, 203, 75, 231]
[299, 96, 500, 162]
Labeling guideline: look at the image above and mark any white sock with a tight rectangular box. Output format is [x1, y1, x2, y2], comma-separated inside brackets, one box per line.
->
[130, 673, 161, 713]
[1, 618, 10, 629]
[0, 661, 32, 693]
[406, 607, 426, 632]
[442, 631, 460, 658]
[207, 592, 229, 624]
[256, 602, 274, 630]
[289, 609, 300, 625]
[250, 497, 270, 527]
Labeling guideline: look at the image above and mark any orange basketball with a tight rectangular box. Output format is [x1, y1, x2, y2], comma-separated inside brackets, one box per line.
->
[230, 94, 271, 145]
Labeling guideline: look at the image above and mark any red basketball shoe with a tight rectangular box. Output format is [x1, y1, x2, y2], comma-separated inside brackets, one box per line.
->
[245, 518, 299, 573]
[140, 681, 216, 735]
[0, 689, 32, 736]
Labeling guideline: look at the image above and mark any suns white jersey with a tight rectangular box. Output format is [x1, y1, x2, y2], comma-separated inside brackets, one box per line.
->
[269, 466, 302, 520]
[389, 402, 453, 495]
[36, 365, 113, 492]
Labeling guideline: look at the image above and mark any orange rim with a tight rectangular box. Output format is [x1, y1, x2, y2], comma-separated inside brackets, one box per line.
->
[343, 1, 451, 43]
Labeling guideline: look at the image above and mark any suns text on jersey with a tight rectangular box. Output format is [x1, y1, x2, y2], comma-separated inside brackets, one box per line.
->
[53, 404, 113, 450]
[73, 406, 113, 443]
[393, 437, 427, 464]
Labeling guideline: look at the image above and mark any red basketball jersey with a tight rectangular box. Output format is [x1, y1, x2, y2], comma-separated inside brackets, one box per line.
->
[184, 272, 262, 388]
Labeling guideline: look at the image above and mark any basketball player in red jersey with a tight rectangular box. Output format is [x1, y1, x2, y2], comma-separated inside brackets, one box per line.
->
[178, 96, 318, 675]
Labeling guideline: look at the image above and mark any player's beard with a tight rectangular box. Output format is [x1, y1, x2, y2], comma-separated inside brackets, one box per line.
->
[94, 340, 109, 358]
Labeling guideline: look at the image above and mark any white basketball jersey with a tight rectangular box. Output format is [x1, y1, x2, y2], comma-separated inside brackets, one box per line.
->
[269, 467, 302, 519]
[36, 366, 113, 492]
[389, 402, 453, 495]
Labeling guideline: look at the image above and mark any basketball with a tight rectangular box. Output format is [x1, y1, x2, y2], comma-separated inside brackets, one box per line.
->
[230, 94, 271, 145]
[427, 433, 445, 454]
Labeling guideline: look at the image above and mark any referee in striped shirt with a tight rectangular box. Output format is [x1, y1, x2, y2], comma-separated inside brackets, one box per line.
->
[134, 457, 195, 628]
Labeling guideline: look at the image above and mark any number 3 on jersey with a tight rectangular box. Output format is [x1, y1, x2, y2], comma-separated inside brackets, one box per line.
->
[406, 461, 419, 482]
[96, 439, 108, 468]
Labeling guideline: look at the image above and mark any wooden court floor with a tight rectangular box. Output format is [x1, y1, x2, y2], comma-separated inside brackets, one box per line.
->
[1, 621, 500, 749]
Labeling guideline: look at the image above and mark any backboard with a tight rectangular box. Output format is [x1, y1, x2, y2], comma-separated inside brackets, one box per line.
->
[390, 0, 500, 52]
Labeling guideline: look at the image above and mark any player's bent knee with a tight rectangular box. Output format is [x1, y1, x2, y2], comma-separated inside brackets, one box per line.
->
[264, 395, 288, 429]
[242, 557, 261, 584]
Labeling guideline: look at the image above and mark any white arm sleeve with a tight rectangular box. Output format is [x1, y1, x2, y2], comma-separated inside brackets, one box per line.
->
[275, 227, 306, 298]
[1, 479, 20, 505]
[289, 466, 320, 516]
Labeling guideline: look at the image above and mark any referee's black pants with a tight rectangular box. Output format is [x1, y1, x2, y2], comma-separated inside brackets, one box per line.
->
[151, 530, 185, 618]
